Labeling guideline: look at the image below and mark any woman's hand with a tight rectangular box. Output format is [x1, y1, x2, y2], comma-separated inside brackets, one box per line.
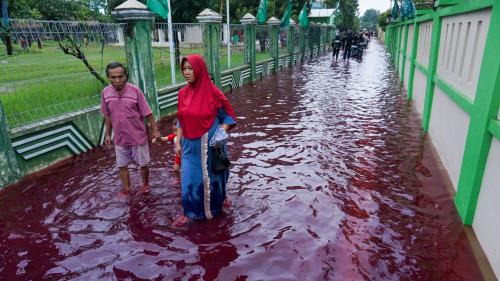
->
[176, 127, 183, 157]
[175, 141, 182, 157]
[222, 124, 232, 132]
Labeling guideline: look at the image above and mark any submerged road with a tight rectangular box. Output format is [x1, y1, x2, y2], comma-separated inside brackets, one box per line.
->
[0, 40, 484, 280]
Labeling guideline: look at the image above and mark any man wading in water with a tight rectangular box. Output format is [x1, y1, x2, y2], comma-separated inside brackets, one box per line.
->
[100, 61, 160, 196]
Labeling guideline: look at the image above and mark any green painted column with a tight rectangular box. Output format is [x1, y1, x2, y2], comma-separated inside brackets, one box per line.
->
[323, 23, 330, 52]
[267, 17, 280, 73]
[287, 20, 296, 66]
[197, 9, 222, 88]
[308, 23, 315, 58]
[385, 25, 389, 45]
[299, 26, 306, 62]
[328, 25, 334, 52]
[325, 25, 331, 52]
[422, 13, 443, 132]
[390, 25, 395, 54]
[407, 21, 420, 100]
[325, 24, 330, 52]
[241, 13, 257, 81]
[395, 24, 403, 70]
[0, 100, 20, 188]
[319, 24, 325, 53]
[325, 25, 329, 52]
[455, 2, 500, 225]
[387, 25, 393, 53]
[392, 25, 398, 61]
[318, 24, 322, 52]
[112, 1, 159, 119]
[400, 23, 410, 84]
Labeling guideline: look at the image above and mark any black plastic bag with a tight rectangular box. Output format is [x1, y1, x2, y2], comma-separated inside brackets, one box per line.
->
[211, 146, 230, 174]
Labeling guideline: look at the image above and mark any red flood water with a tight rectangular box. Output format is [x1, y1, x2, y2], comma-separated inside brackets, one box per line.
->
[0, 41, 484, 280]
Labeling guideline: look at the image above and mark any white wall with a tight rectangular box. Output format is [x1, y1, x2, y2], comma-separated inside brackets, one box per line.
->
[473, 138, 500, 278]
[404, 25, 414, 89]
[416, 21, 433, 68]
[404, 57, 411, 89]
[180, 26, 203, 44]
[428, 86, 470, 190]
[436, 9, 491, 100]
[412, 69, 427, 115]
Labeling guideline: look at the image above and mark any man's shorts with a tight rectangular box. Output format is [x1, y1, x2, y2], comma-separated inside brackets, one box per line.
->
[115, 143, 150, 168]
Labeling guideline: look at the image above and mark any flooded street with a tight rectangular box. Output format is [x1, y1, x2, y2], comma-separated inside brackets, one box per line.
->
[0, 40, 483, 280]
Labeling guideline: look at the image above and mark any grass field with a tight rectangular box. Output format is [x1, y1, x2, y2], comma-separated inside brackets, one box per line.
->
[0, 42, 272, 127]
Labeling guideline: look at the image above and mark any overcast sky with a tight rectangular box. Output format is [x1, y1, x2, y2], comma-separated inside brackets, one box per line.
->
[358, 0, 392, 15]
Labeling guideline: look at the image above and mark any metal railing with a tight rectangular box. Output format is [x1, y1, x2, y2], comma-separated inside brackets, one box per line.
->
[256, 25, 271, 62]
[152, 23, 203, 88]
[1, 19, 126, 127]
[220, 24, 245, 70]
[279, 26, 289, 54]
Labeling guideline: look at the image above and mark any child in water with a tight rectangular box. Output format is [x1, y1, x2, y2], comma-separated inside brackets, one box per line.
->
[155, 118, 181, 172]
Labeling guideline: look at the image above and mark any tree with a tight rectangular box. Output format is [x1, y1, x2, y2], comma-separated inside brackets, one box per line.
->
[377, 9, 390, 31]
[7, 0, 312, 24]
[414, 0, 433, 10]
[7, 0, 42, 19]
[58, 37, 107, 86]
[323, 0, 338, 9]
[7, 0, 109, 21]
[334, 0, 359, 31]
[360, 8, 379, 31]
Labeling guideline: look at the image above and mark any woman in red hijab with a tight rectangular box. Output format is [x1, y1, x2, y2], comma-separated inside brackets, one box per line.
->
[174, 54, 236, 225]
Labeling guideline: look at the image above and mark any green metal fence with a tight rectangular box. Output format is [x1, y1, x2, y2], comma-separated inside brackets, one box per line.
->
[256, 25, 271, 62]
[0, 19, 126, 128]
[0, 6, 335, 189]
[219, 24, 246, 71]
[279, 26, 289, 54]
[153, 23, 204, 88]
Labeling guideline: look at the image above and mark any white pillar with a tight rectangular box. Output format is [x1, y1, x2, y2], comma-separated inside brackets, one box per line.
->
[117, 26, 125, 46]
[159, 29, 166, 43]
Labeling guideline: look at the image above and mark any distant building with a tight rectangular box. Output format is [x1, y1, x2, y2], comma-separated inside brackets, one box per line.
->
[308, 9, 336, 25]
[310, 0, 328, 9]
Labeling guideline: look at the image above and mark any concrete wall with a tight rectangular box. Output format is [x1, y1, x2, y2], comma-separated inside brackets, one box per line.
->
[474, 138, 500, 278]
[412, 69, 427, 115]
[428, 87, 469, 190]
[388, 2, 499, 278]
[416, 21, 432, 69]
[403, 25, 414, 89]
[436, 9, 491, 100]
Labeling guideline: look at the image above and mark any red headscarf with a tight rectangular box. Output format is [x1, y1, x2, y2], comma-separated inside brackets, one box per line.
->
[177, 54, 236, 139]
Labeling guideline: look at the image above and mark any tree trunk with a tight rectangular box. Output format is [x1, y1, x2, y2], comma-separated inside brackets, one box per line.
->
[5, 33, 12, 55]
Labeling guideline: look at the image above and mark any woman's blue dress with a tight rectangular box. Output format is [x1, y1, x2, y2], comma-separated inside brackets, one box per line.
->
[180, 109, 236, 220]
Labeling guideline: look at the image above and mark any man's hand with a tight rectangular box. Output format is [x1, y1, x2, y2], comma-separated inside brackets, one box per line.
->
[151, 128, 161, 142]
[105, 135, 113, 149]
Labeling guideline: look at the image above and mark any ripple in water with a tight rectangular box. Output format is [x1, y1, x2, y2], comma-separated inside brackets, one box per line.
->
[0, 40, 483, 280]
